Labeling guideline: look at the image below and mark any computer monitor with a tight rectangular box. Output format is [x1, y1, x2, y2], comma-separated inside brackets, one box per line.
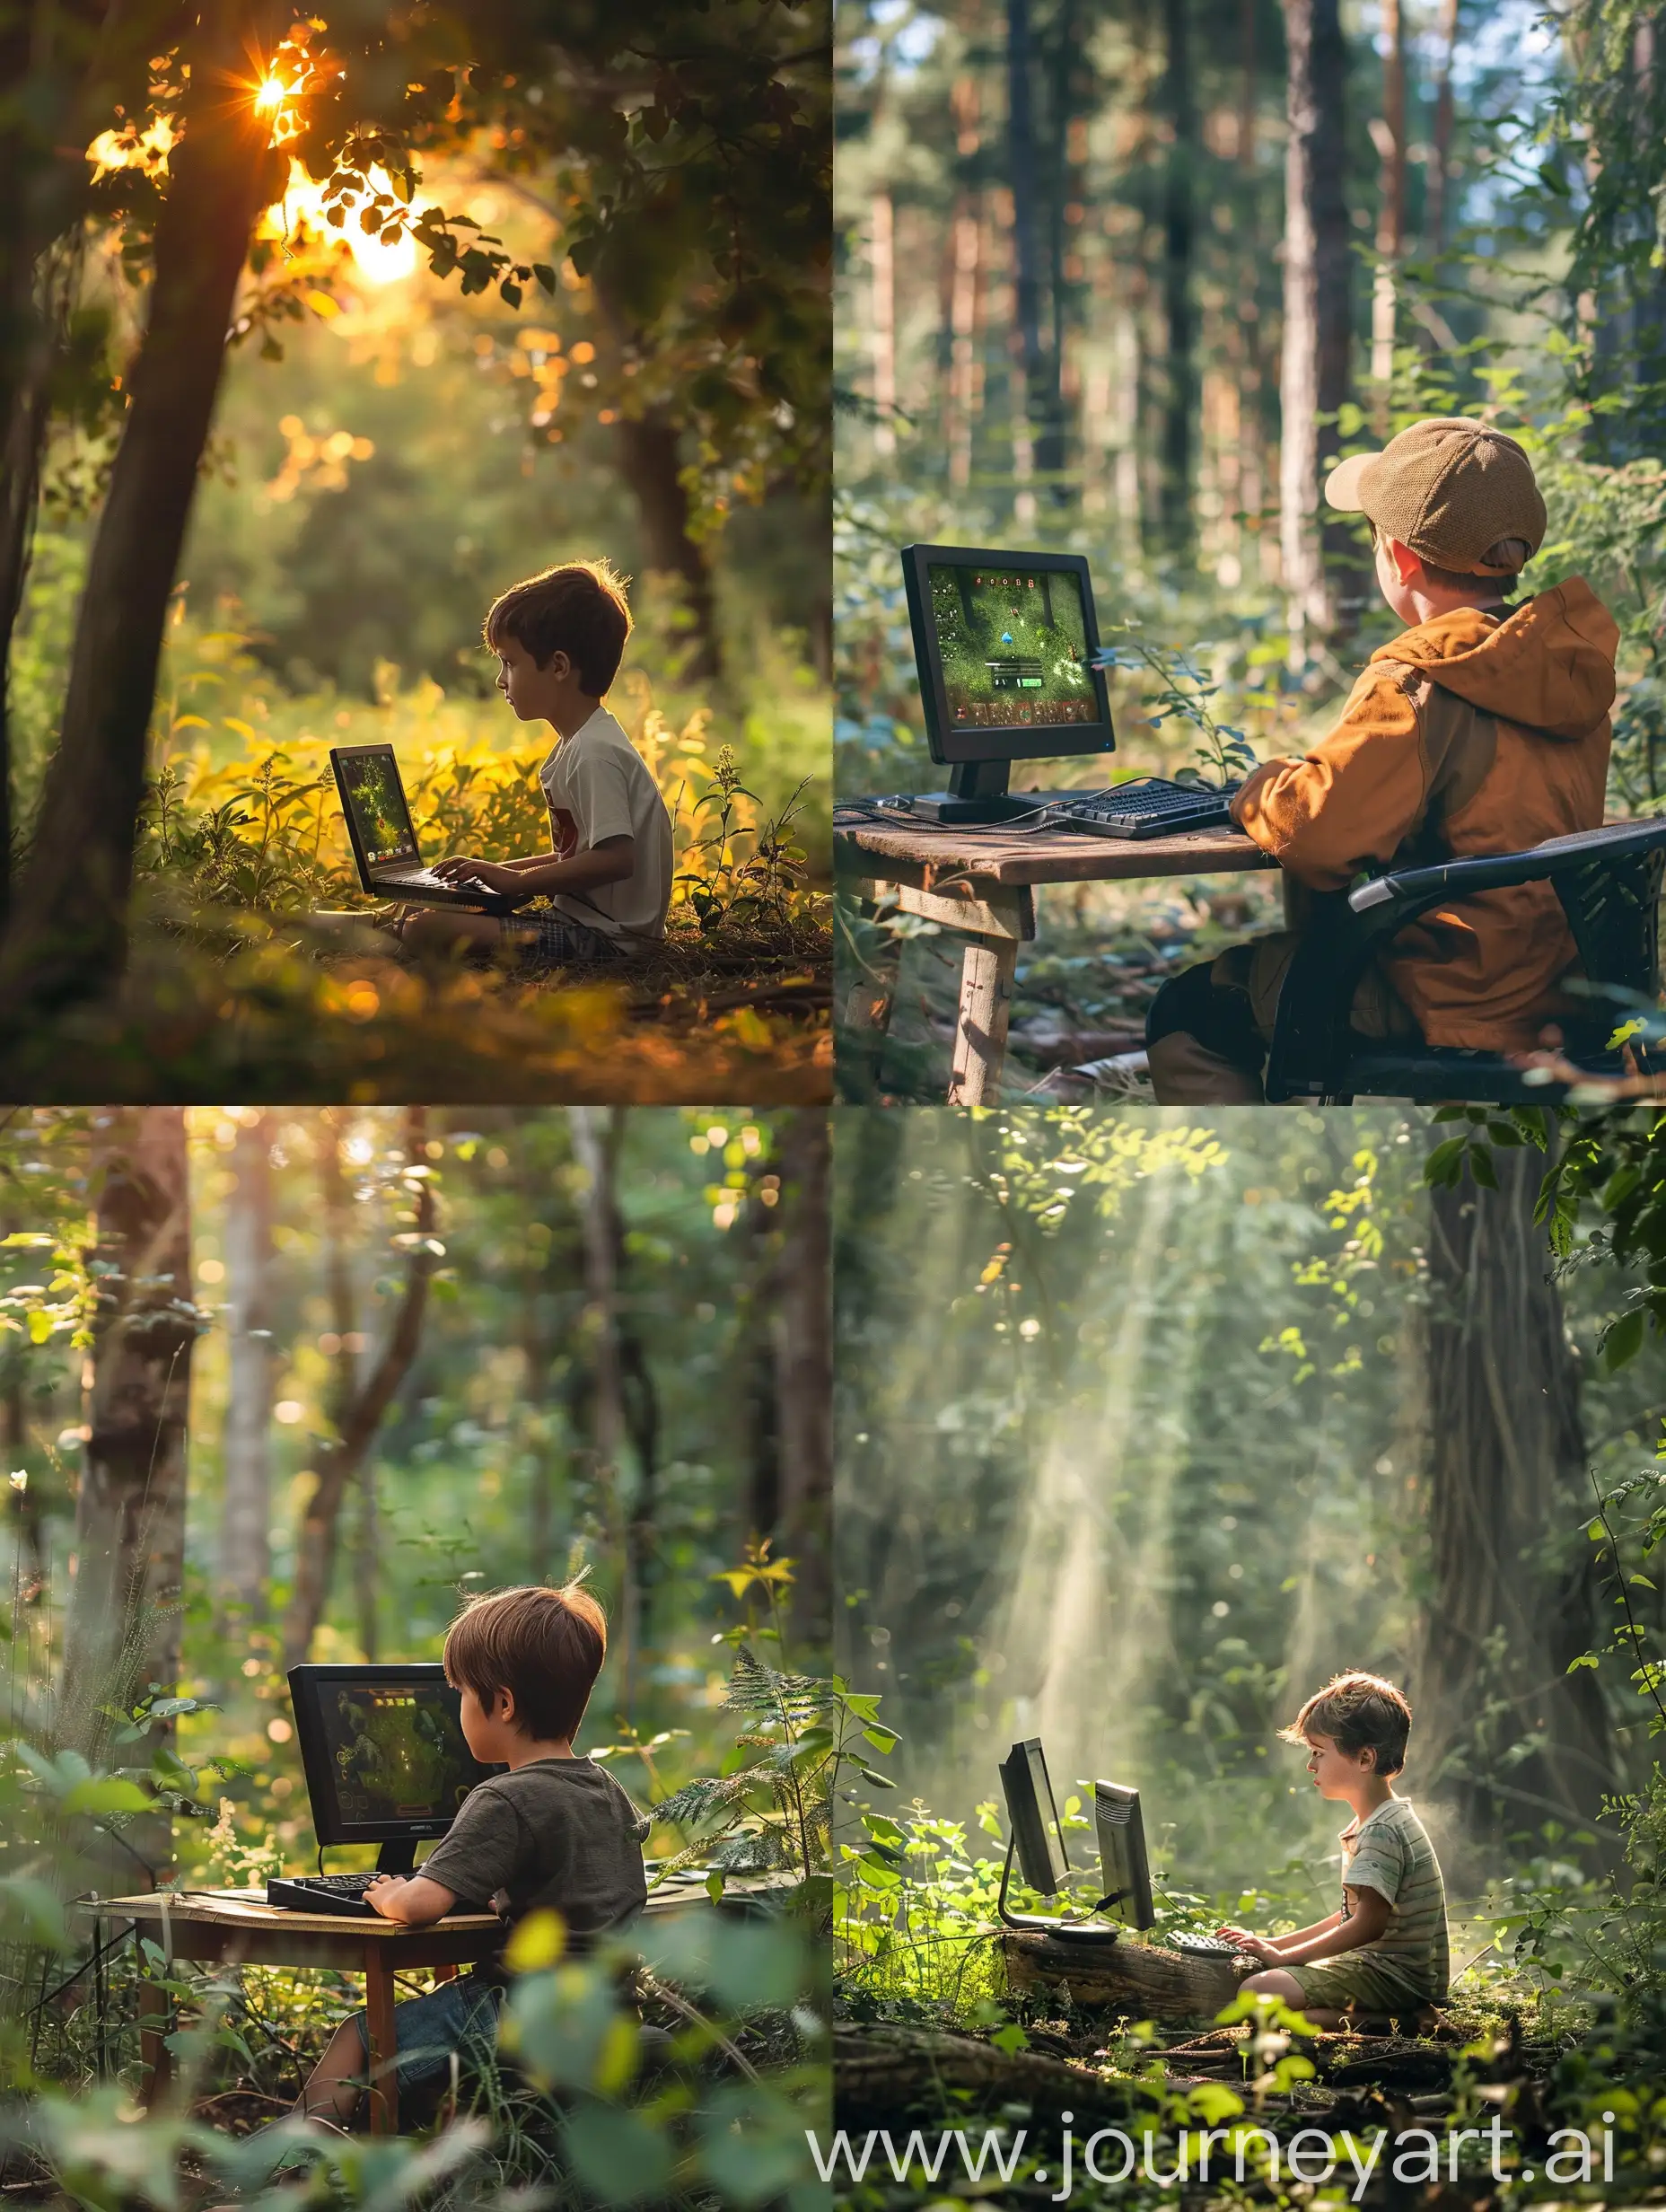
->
[995, 1738, 1156, 1944]
[998, 1737, 1073, 1899]
[900, 544, 1117, 823]
[1094, 1780, 1156, 1931]
[287, 1663, 503, 1875]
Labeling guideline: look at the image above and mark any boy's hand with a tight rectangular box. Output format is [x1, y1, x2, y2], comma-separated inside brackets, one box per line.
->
[364, 1874, 408, 1918]
[432, 857, 522, 898]
[1217, 1923, 1277, 1961]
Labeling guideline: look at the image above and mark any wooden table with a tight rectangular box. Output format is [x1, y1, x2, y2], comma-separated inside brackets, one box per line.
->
[90, 1890, 503, 2134]
[90, 1872, 785, 2134]
[836, 808, 1281, 1102]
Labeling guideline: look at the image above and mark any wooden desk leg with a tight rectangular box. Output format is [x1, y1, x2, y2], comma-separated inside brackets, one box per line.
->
[431, 1962, 458, 1984]
[364, 1953, 399, 2136]
[137, 1971, 172, 2111]
[949, 935, 1017, 1105]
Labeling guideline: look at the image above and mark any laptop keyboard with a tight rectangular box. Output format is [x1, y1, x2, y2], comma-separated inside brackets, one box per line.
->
[1045, 781, 1241, 839]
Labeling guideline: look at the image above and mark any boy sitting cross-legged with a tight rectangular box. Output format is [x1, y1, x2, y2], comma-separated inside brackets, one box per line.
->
[392, 559, 674, 966]
[294, 1580, 650, 2132]
[1218, 1670, 1450, 2031]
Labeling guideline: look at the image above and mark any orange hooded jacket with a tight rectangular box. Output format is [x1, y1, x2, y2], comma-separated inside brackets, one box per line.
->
[1232, 578, 1620, 1052]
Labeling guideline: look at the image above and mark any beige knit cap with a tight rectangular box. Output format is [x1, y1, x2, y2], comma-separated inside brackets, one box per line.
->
[1324, 417, 1547, 575]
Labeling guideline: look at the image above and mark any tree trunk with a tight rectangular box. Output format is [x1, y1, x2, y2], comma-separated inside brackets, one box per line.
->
[1279, 0, 1350, 658]
[0, 3, 280, 1031]
[281, 1107, 436, 1670]
[1370, 0, 1407, 407]
[568, 1108, 637, 1707]
[218, 1112, 273, 1628]
[870, 190, 897, 458]
[771, 1109, 830, 1644]
[1426, 0, 1461, 256]
[609, 411, 722, 684]
[1004, 1928, 1244, 2022]
[1158, 0, 1196, 554]
[63, 1109, 197, 1884]
[1006, 0, 1062, 498]
[1417, 1147, 1618, 1865]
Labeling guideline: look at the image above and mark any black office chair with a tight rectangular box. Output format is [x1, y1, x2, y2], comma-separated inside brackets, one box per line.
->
[1262, 819, 1666, 1105]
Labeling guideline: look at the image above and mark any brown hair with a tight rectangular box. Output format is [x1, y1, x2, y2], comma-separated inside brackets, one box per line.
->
[443, 1581, 608, 1742]
[484, 559, 633, 693]
[1278, 1670, 1412, 1777]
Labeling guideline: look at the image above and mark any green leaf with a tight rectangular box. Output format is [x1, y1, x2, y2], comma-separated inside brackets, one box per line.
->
[562, 2102, 673, 2204]
[1606, 1308, 1647, 1371]
[1424, 1137, 1467, 1186]
[63, 1777, 153, 1816]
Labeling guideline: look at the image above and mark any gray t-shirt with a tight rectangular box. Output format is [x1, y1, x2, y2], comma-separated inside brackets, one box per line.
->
[418, 1756, 650, 1968]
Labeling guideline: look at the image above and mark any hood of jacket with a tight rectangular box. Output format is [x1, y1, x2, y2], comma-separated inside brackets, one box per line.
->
[1368, 576, 1618, 741]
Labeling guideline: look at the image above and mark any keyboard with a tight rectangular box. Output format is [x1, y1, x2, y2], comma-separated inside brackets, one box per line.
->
[1162, 1931, 1243, 1958]
[1044, 781, 1241, 840]
[267, 1873, 381, 1917]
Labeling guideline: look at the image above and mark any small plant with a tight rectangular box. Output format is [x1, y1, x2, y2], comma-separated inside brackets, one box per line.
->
[1093, 626, 1260, 788]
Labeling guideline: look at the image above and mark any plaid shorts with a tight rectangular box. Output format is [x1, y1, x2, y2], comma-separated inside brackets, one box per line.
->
[506, 908, 622, 965]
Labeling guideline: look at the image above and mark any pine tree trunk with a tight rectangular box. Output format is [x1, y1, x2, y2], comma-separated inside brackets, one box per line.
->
[1426, 0, 1460, 255]
[1417, 1146, 1618, 1864]
[281, 1108, 435, 1669]
[768, 1110, 829, 1644]
[1007, 0, 1062, 496]
[1279, 0, 1350, 656]
[568, 1108, 637, 1706]
[64, 1109, 197, 1884]
[1370, 0, 1407, 406]
[219, 1112, 273, 1626]
[0, 4, 280, 1030]
[1159, 0, 1196, 553]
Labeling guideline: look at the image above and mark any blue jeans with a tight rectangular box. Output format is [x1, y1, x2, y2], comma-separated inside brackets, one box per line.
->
[351, 1970, 503, 2126]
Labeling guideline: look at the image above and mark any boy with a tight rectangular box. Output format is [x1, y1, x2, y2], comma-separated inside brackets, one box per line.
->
[1219, 1669, 1449, 2030]
[1146, 417, 1621, 1102]
[294, 1581, 650, 2131]
[393, 560, 674, 965]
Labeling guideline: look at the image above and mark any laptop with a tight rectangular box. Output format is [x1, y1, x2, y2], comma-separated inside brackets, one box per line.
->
[330, 743, 516, 910]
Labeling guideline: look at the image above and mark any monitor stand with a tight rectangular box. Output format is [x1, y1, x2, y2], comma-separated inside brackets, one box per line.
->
[995, 1834, 1123, 1945]
[910, 758, 1036, 827]
[375, 1839, 419, 1877]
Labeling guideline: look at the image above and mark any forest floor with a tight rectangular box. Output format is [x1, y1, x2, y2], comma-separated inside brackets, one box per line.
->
[837, 873, 1284, 1104]
[0, 897, 833, 1102]
[833, 2000, 1568, 2209]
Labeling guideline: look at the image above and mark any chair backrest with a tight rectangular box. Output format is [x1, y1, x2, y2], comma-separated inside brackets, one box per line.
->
[1554, 845, 1666, 1019]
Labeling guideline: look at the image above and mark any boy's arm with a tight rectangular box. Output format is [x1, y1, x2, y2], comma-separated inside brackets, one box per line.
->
[364, 1873, 458, 1927]
[1219, 1909, 1341, 1954]
[1232, 665, 1433, 891]
[430, 838, 635, 901]
[1265, 1885, 1390, 1965]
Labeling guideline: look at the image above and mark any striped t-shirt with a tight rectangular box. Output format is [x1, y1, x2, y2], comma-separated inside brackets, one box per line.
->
[1338, 1797, 1450, 2001]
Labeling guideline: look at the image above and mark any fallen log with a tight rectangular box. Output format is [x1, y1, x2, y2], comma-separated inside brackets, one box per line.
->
[1003, 1931, 1247, 2023]
[834, 2025, 1132, 2123]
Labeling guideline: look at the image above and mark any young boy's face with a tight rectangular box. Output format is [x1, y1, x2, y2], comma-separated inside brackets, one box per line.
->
[494, 634, 572, 721]
[1302, 1730, 1379, 1799]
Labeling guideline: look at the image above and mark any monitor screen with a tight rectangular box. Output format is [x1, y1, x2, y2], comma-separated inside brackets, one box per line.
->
[998, 1737, 1072, 1895]
[930, 562, 1097, 733]
[335, 748, 420, 869]
[1094, 1781, 1155, 1930]
[288, 1664, 499, 1844]
[901, 544, 1115, 765]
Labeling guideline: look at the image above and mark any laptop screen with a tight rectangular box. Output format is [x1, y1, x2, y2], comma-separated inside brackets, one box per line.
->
[926, 559, 1098, 733]
[337, 748, 420, 870]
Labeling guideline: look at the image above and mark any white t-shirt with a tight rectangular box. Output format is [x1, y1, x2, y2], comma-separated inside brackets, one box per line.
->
[537, 707, 672, 948]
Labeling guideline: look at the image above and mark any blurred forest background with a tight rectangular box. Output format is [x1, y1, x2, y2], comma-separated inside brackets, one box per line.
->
[835, 1104, 1662, 1933]
[1, 5, 830, 1100]
[835, 0, 1666, 1092]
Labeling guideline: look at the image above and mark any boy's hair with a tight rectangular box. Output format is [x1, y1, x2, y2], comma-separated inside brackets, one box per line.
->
[443, 1580, 608, 1742]
[484, 560, 633, 693]
[1279, 1670, 1412, 1777]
